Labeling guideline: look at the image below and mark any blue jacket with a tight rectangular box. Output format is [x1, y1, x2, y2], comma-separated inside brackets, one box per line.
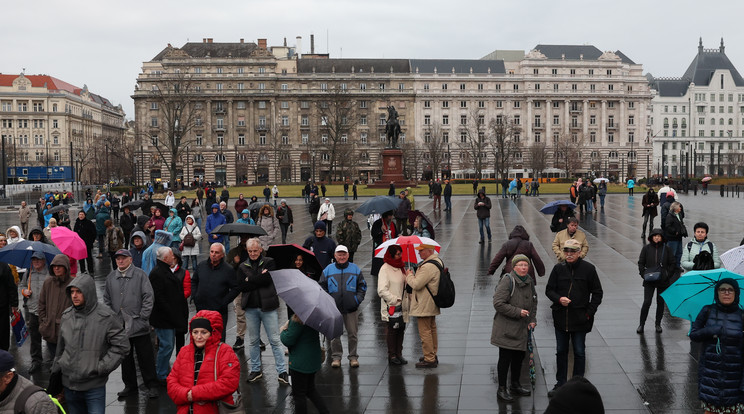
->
[302, 236, 336, 269]
[164, 210, 183, 242]
[690, 304, 744, 407]
[320, 262, 366, 314]
[205, 207, 226, 244]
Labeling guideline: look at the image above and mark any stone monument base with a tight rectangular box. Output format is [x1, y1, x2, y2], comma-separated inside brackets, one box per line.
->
[367, 148, 416, 189]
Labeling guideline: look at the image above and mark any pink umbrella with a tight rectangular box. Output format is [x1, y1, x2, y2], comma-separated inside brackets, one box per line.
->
[701, 176, 712, 182]
[374, 235, 440, 264]
[49, 226, 88, 260]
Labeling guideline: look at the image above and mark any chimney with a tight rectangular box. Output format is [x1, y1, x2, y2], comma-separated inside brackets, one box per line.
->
[296, 36, 302, 58]
[258, 38, 267, 49]
[311, 34, 315, 54]
[283, 37, 287, 47]
[203, 38, 207, 43]
[208, 38, 213, 43]
[240, 38, 244, 44]
[720, 37, 725, 53]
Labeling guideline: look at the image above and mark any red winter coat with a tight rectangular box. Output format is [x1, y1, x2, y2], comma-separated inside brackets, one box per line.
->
[167, 310, 240, 414]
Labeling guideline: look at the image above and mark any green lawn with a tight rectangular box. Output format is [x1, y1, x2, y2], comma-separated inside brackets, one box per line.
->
[165, 182, 639, 199]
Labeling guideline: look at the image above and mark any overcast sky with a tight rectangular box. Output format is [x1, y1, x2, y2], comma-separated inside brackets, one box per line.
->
[4, 0, 743, 119]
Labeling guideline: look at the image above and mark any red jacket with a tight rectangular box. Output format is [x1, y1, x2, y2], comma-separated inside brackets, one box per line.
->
[167, 310, 240, 414]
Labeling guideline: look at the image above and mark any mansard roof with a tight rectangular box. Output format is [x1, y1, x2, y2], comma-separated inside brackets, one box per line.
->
[648, 76, 692, 97]
[297, 59, 410, 74]
[409, 59, 505, 74]
[682, 42, 744, 87]
[152, 42, 258, 61]
[532, 45, 635, 64]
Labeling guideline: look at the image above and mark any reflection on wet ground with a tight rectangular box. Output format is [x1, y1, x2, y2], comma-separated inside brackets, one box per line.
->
[5, 190, 743, 413]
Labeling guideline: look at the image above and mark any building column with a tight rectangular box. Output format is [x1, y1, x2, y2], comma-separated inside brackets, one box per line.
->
[582, 100, 589, 139]
[546, 100, 552, 141]
[601, 100, 607, 145]
[564, 100, 570, 136]
[526, 99, 533, 144]
[619, 99, 626, 144]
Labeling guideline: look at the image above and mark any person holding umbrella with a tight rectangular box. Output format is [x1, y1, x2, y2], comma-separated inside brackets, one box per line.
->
[689, 278, 744, 414]
[74, 211, 96, 274]
[491, 254, 537, 402]
[280, 314, 331, 414]
[377, 245, 409, 365]
[550, 204, 575, 233]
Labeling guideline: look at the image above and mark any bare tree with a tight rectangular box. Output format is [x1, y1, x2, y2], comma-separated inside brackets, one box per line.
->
[552, 131, 585, 178]
[457, 109, 489, 178]
[528, 142, 548, 179]
[422, 122, 447, 180]
[401, 139, 423, 180]
[487, 115, 521, 180]
[146, 72, 202, 185]
[315, 86, 357, 182]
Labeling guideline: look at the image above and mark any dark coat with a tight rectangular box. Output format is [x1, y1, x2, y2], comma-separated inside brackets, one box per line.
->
[664, 212, 685, 242]
[637, 229, 677, 288]
[488, 225, 546, 280]
[229, 256, 279, 312]
[192, 259, 238, 315]
[690, 302, 744, 408]
[551, 208, 575, 233]
[474, 191, 492, 219]
[276, 205, 293, 224]
[175, 201, 191, 222]
[74, 217, 97, 247]
[302, 236, 336, 269]
[641, 191, 659, 218]
[443, 183, 452, 197]
[119, 212, 136, 235]
[148, 260, 189, 331]
[308, 197, 320, 217]
[545, 258, 603, 332]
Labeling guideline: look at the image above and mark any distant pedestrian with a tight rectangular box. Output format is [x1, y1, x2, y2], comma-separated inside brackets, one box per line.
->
[394, 192, 411, 236]
[344, 181, 350, 200]
[352, 181, 358, 200]
[308, 193, 320, 226]
[276, 200, 293, 244]
[336, 209, 362, 262]
[627, 177, 635, 196]
[597, 181, 607, 208]
[18, 201, 31, 237]
[501, 177, 509, 198]
[641, 189, 659, 238]
[321, 183, 327, 197]
[388, 181, 396, 197]
[474, 189, 492, 244]
[443, 179, 453, 211]
[663, 202, 686, 268]
[256, 204, 280, 250]
[220, 185, 230, 204]
[317, 198, 336, 235]
[432, 179, 442, 209]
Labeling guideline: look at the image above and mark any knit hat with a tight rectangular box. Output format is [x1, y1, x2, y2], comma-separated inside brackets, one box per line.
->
[314, 221, 327, 231]
[190, 317, 213, 332]
[544, 377, 604, 414]
[511, 254, 530, 267]
[280, 199, 287, 204]
[0, 350, 14, 372]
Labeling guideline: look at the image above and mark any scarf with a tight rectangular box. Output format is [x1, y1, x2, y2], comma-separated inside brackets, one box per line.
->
[384, 253, 405, 269]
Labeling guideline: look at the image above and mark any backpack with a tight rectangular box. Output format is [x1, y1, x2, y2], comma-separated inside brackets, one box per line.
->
[688, 241, 715, 270]
[14, 385, 66, 414]
[424, 260, 455, 308]
[182, 228, 196, 247]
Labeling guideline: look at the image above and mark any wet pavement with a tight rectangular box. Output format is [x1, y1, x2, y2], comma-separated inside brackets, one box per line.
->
[4, 190, 744, 413]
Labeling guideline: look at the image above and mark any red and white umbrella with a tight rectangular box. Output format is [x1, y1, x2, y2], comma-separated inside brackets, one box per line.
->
[374, 235, 440, 264]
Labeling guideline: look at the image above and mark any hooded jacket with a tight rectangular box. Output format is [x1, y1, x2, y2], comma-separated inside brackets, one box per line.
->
[164, 209, 184, 243]
[103, 263, 154, 338]
[52, 273, 129, 391]
[690, 278, 744, 408]
[545, 257, 603, 332]
[473, 190, 492, 219]
[95, 206, 111, 236]
[257, 209, 280, 250]
[5, 226, 23, 244]
[167, 311, 240, 414]
[128, 230, 150, 269]
[488, 225, 546, 280]
[205, 204, 226, 244]
[38, 254, 72, 343]
[179, 215, 202, 256]
[637, 229, 677, 287]
[149, 260, 189, 331]
[141, 230, 173, 274]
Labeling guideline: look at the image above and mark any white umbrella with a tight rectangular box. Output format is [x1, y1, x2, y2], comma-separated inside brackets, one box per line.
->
[721, 245, 744, 274]
[593, 178, 609, 184]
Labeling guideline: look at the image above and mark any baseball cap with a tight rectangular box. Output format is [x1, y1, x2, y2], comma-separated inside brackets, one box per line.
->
[563, 239, 582, 251]
[114, 249, 132, 258]
[0, 350, 14, 372]
[335, 245, 349, 253]
[415, 244, 437, 251]
[31, 251, 45, 260]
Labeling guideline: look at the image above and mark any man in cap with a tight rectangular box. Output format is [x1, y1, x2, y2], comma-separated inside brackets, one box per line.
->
[335, 209, 362, 263]
[53, 273, 130, 412]
[405, 243, 443, 368]
[0, 349, 58, 412]
[551, 217, 589, 262]
[394, 191, 411, 236]
[320, 245, 367, 368]
[545, 239, 603, 398]
[103, 249, 159, 399]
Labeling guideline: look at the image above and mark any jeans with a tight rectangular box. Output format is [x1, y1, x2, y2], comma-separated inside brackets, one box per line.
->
[24, 310, 42, 364]
[65, 386, 106, 414]
[554, 328, 587, 386]
[280, 223, 290, 244]
[585, 199, 593, 213]
[478, 217, 492, 241]
[444, 196, 452, 210]
[344, 191, 348, 200]
[502, 187, 508, 198]
[666, 240, 683, 268]
[599, 194, 606, 207]
[155, 328, 175, 380]
[244, 308, 286, 374]
[223, 236, 230, 254]
[196, 217, 202, 230]
[183, 255, 198, 272]
[290, 370, 330, 414]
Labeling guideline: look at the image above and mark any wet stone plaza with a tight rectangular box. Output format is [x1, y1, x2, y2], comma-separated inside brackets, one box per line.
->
[4, 190, 744, 413]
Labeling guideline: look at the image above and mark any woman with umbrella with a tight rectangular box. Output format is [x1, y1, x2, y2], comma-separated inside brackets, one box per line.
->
[377, 245, 409, 365]
[280, 313, 330, 414]
[490, 254, 537, 402]
[689, 278, 744, 414]
[636, 229, 677, 334]
[550, 204, 575, 233]
[597, 180, 608, 208]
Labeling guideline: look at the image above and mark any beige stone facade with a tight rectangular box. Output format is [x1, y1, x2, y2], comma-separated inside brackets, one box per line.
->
[0, 73, 126, 183]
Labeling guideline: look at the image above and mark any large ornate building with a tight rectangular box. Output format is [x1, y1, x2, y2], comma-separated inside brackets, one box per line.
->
[0, 73, 126, 183]
[648, 38, 744, 177]
[133, 38, 652, 185]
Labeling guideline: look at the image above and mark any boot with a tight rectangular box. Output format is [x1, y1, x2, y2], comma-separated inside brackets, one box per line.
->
[497, 386, 514, 402]
[636, 324, 644, 334]
[655, 324, 663, 333]
[510, 383, 531, 396]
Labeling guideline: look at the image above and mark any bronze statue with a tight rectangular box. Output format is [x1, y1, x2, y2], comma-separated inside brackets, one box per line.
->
[385, 105, 401, 148]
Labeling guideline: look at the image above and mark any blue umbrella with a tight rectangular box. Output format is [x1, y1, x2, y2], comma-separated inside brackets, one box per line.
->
[539, 200, 577, 215]
[660, 269, 744, 321]
[356, 196, 402, 216]
[270, 269, 343, 338]
[0, 240, 61, 269]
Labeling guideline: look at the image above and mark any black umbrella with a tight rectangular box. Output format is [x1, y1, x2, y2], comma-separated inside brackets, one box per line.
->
[407, 210, 436, 240]
[247, 201, 265, 211]
[266, 244, 322, 281]
[212, 223, 267, 237]
[45, 204, 70, 215]
[122, 200, 144, 210]
[152, 201, 169, 216]
[356, 195, 402, 216]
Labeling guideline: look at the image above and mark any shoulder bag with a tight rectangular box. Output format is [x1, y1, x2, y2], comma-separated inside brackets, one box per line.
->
[643, 247, 664, 283]
[213, 343, 244, 414]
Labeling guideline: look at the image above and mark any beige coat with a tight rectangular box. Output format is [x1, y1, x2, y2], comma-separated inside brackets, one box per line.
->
[490, 271, 537, 351]
[405, 253, 441, 317]
[377, 263, 410, 323]
[552, 228, 589, 261]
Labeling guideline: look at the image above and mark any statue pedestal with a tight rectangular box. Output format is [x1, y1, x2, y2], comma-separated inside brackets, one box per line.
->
[368, 149, 416, 188]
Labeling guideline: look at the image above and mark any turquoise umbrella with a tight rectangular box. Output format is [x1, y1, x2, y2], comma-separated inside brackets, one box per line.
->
[660, 269, 744, 321]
